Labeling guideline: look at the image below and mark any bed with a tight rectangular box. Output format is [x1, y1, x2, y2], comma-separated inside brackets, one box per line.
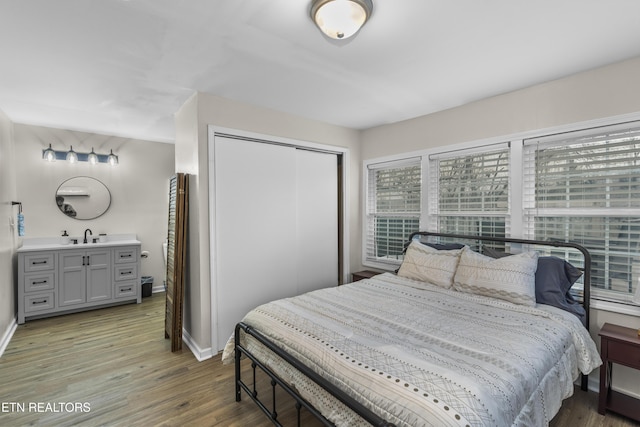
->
[222, 232, 602, 426]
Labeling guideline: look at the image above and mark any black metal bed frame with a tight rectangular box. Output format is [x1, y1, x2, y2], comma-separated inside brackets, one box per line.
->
[234, 232, 593, 426]
[234, 322, 394, 427]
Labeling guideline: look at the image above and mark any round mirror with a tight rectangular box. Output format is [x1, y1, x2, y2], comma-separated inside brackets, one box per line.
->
[56, 176, 111, 220]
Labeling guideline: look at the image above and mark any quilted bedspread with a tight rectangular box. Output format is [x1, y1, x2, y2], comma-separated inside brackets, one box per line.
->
[222, 273, 601, 426]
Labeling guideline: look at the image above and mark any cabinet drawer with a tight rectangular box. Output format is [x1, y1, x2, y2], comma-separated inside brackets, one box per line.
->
[23, 253, 55, 272]
[608, 340, 640, 369]
[24, 272, 55, 292]
[114, 248, 138, 264]
[24, 292, 55, 313]
[114, 264, 138, 282]
[114, 281, 137, 299]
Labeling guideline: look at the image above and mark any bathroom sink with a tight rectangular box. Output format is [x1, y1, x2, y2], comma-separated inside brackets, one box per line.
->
[18, 234, 141, 252]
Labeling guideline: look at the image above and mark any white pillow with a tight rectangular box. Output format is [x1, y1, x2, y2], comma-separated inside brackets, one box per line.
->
[397, 240, 463, 289]
[453, 247, 539, 306]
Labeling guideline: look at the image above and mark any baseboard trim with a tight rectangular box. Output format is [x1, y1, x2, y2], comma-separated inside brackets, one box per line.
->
[587, 375, 599, 394]
[584, 372, 640, 401]
[0, 318, 18, 358]
[182, 328, 214, 362]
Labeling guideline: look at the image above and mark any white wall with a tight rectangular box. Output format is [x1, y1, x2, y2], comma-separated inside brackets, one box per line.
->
[362, 56, 640, 158]
[13, 124, 175, 293]
[0, 109, 17, 355]
[361, 55, 640, 397]
[174, 93, 361, 357]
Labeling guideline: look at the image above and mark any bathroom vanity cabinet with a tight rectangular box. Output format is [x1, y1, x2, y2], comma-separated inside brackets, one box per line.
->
[17, 235, 141, 324]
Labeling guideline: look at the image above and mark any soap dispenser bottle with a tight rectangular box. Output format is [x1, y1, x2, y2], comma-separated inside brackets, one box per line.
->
[61, 230, 70, 245]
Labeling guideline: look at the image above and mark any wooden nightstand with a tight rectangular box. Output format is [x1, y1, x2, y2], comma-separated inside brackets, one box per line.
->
[598, 323, 640, 421]
[351, 270, 379, 282]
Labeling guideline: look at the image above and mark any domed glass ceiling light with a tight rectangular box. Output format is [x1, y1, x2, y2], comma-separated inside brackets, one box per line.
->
[310, 0, 373, 40]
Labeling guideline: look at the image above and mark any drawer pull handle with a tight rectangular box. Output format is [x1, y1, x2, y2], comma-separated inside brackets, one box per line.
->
[120, 254, 132, 258]
[32, 260, 48, 265]
[120, 271, 132, 275]
[32, 299, 48, 305]
[121, 287, 132, 292]
[32, 280, 48, 285]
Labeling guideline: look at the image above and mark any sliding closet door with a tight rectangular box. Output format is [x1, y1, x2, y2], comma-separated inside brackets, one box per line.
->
[214, 136, 298, 350]
[296, 149, 338, 294]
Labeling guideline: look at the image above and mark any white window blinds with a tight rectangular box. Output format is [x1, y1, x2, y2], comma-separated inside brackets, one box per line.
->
[428, 146, 510, 242]
[365, 159, 421, 266]
[523, 122, 640, 302]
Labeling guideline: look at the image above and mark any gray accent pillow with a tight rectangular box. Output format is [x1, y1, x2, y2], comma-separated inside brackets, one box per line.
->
[535, 256, 585, 325]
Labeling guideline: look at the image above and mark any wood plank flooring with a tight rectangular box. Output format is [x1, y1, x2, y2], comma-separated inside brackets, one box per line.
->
[1, 292, 637, 426]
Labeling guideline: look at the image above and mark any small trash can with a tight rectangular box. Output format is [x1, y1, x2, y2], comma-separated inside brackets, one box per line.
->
[141, 276, 153, 298]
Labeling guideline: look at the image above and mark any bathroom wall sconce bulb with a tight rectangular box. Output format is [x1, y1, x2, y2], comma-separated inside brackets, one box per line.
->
[66, 146, 79, 163]
[87, 148, 98, 165]
[43, 144, 56, 162]
[107, 149, 119, 166]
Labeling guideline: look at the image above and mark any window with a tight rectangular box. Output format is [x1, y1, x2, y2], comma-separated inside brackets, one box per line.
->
[428, 146, 510, 249]
[365, 159, 421, 266]
[524, 123, 640, 303]
[363, 119, 640, 308]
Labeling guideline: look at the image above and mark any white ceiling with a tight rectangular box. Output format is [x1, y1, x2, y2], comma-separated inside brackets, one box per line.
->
[2, 0, 640, 143]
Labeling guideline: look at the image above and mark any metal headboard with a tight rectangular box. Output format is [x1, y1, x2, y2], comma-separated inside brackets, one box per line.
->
[408, 231, 592, 329]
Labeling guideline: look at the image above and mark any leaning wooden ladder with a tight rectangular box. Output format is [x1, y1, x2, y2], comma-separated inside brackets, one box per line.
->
[165, 173, 189, 352]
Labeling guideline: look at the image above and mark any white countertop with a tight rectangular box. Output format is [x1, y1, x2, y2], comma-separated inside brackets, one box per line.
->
[18, 234, 141, 252]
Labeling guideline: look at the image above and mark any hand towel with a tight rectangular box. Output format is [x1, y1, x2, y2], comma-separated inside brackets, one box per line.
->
[17, 212, 25, 237]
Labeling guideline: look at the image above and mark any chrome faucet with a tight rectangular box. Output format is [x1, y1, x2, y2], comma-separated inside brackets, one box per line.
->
[83, 228, 93, 244]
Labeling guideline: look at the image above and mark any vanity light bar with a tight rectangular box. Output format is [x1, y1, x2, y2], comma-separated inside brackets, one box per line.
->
[42, 144, 118, 166]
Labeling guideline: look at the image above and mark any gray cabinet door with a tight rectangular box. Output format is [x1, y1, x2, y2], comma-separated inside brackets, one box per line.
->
[59, 251, 86, 307]
[59, 249, 112, 306]
[86, 249, 112, 303]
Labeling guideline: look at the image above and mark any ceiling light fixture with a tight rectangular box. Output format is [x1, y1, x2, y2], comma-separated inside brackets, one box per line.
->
[310, 0, 373, 40]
